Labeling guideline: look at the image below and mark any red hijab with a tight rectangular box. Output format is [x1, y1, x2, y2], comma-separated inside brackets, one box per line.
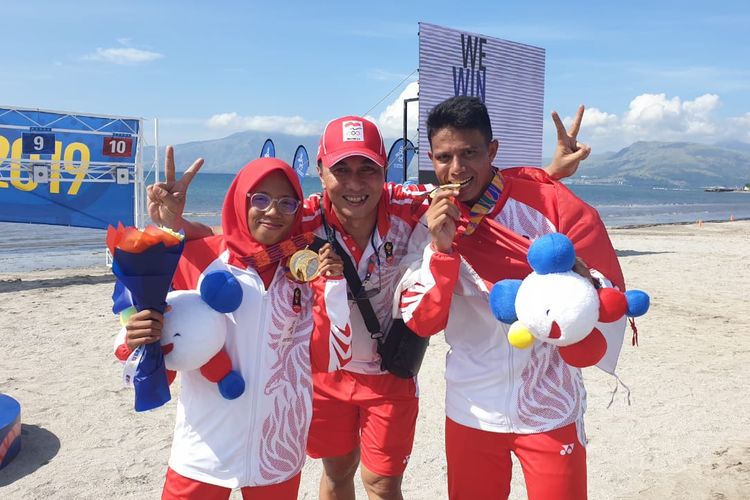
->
[221, 157, 304, 275]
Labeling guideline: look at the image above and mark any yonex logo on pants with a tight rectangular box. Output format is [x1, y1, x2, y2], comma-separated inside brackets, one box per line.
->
[560, 443, 575, 455]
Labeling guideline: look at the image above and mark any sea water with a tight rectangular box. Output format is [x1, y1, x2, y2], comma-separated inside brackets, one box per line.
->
[2, 174, 749, 273]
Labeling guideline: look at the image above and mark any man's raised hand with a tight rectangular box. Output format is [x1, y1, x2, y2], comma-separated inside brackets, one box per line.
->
[545, 105, 591, 180]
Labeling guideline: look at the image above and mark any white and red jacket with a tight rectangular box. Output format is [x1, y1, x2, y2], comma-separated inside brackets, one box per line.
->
[396, 169, 626, 438]
[114, 238, 351, 488]
[302, 183, 430, 375]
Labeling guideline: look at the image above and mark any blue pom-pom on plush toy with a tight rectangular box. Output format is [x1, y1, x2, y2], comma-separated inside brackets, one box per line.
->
[625, 290, 650, 317]
[527, 232, 576, 275]
[489, 280, 523, 323]
[218, 371, 246, 400]
[200, 271, 243, 313]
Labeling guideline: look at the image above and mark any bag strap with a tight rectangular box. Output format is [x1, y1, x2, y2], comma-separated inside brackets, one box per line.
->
[307, 235, 328, 253]
[320, 207, 383, 340]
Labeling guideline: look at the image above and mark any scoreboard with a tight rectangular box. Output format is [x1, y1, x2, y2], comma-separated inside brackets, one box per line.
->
[0, 106, 143, 229]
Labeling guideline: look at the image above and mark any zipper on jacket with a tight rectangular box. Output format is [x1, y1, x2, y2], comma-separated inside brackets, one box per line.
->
[504, 342, 515, 432]
[244, 279, 270, 485]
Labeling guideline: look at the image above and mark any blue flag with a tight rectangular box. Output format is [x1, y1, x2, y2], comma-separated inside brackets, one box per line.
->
[260, 138, 276, 158]
[292, 145, 309, 179]
[386, 139, 415, 184]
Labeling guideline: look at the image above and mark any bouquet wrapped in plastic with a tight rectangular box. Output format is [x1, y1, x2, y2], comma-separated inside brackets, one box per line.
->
[107, 224, 185, 412]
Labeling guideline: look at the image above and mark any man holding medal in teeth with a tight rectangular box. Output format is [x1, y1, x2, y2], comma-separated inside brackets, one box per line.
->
[396, 96, 623, 500]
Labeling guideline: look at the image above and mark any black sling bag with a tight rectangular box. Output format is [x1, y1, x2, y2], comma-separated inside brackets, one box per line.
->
[320, 210, 429, 379]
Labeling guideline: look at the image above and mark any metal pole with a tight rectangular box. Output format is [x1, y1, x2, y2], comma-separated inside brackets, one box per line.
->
[154, 118, 160, 184]
[403, 98, 419, 183]
[134, 120, 145, 228]
[402, 100, 408, 184]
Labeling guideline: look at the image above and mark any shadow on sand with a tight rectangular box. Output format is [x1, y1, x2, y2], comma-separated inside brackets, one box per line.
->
[616, 249, 672, 258]
[0, 424, 61, 487]
[0, 274, 113, 294]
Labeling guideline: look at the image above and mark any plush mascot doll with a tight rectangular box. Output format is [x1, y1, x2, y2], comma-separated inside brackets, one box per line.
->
[489, 233, 650, 368]
[116, 270, 246, 400]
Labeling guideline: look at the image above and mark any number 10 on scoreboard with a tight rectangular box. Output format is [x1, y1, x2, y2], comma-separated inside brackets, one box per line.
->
[103, 136, 133, 157]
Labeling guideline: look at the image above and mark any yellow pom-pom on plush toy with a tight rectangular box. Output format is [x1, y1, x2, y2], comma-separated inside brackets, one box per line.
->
[508, 321, 535, 349]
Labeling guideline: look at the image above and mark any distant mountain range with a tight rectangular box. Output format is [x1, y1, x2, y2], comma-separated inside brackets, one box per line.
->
[142, 130, 321, 176]
[143, 132, 750, 189]
[567, 141, 750, 188]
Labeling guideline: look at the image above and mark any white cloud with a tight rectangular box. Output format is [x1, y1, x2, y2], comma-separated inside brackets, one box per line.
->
[206, 112, 321, 136]
[578, 107, 618, 138]
[623, 93, 682, 126]
[83, 47, 164, 65]
[728, 113, 750, 142]
[561, 93, 748, 152]
[374, 81, 419, 138]
[159, 90, 748, 154]
[682, 93, 720, 116]
[373, 85, 748, 155]
[162, 82, 420, 143]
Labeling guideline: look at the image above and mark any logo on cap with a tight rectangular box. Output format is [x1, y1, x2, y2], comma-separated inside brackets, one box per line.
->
[342, 120, 364, 142]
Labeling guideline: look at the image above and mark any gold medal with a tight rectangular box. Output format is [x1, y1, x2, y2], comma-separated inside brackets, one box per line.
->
[288, 249, 320, 282]
[428, 183, 462, 199]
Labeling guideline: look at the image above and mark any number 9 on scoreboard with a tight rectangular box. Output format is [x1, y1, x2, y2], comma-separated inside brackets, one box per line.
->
[22, 132, 55, 154]
[103, 136, 133, 157]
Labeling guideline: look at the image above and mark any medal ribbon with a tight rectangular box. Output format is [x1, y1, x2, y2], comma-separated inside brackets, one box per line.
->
[463, 170, 504, 236]
[240, 232, 315, 269]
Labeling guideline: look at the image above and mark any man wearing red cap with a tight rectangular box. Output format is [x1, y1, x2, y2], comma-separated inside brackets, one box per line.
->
[303, 116, 428, 500]
[147, 111, 584, 500]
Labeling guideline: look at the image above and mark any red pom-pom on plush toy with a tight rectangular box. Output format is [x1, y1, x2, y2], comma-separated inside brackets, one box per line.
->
[598, 288, 628, 323]
[559, 328, 607, 368]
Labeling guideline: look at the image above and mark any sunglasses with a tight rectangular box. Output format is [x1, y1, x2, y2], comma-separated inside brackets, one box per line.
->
[247, 193, 300, 215]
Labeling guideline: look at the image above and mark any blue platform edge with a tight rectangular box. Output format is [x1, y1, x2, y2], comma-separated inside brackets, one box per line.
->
[0, 394, 22, 469]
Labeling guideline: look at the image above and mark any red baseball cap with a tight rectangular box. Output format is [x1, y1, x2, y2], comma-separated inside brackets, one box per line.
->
[317, 116, 386, 169]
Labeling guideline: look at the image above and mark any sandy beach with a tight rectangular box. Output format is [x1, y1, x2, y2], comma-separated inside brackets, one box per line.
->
[1, 220, 748, 499]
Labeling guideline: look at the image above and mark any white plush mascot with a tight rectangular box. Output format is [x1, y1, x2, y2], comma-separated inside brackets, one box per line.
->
[117, 270, 246, 400]
[489, 233, 650, 368]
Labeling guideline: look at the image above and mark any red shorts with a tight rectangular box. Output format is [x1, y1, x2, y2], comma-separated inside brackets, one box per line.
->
[445, 418, 587, 500]
[306, 370, 418, 476]
[162, 467, 300, 500]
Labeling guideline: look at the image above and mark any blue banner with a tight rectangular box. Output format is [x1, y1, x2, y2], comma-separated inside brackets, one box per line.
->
[386, 139, 415, 184]
[292, 145, 309, 179]
[0, 107, 141, 229]
[260, 138, 276, 158]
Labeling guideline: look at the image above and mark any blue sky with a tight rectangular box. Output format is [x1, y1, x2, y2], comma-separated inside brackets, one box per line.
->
[4, 1, 749, 157]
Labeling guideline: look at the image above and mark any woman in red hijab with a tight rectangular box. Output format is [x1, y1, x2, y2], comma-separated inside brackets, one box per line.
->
[117, 158, 352, 500]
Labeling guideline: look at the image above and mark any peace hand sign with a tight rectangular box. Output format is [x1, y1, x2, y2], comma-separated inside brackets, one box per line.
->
[545, 105, 591, 180]
[147, 146, 204, 229]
